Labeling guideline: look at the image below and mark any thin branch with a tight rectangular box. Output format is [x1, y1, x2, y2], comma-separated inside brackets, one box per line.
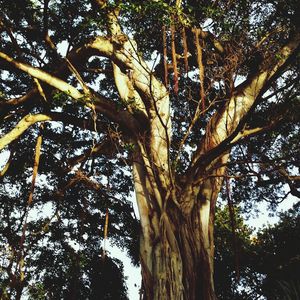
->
[0, 88, 38, 108]
[194, 28, 206, 112]
[191, 31, 300, 171]
[102, 208, 109, 259]
[19, 123, 43, 284]
[44, 33, 90, 95]
[261, 75, 299, 102]
[0, 148, 14, 177]
[255, 26, 285, 49]
[199, 29, 225, 54]
[173, 28, 206, 164]
[225, 175, 240, 281]
[0, 48, 140, 132]
[230, 119, 281, 145]
[162, 25, 169, 88]
[181, 26, 189, 74]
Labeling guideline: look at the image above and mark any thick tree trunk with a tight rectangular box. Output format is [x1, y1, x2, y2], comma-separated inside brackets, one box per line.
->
[138, 196, 217, 300]
[133, 156, 226, 300]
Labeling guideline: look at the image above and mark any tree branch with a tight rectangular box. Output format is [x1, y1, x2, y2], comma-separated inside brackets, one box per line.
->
[0, 46, 141, 134]
[0, 114, 51, 151]
[191, 31, 300, 171]
[0, 51, 84, 101]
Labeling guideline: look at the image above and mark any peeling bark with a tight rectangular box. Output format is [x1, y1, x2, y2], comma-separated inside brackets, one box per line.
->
[133, 147, 229, 299]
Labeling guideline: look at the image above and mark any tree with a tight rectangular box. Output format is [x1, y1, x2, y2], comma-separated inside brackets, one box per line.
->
[214, 203, 300, 300]
[253, 203, 300, 299]
[214, 205, 255, 300]
[0, 138, 132, 299]
[0, 0, 299, 299]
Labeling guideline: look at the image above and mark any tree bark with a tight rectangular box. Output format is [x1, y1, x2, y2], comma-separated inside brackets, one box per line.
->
[133, 152, 228, 300]
[137, 189, 218, 300]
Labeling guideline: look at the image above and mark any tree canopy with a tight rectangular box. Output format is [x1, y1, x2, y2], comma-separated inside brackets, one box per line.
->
[214, 203, 300, 300]
[0, 0, 299, 299]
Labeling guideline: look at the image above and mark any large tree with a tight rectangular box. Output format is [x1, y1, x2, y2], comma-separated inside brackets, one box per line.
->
[0, 0, 299, 299]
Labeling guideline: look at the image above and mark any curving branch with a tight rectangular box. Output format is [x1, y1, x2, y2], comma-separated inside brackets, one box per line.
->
[0, 51, 84, 101]
[0, 46, 141, 134]
[0, 114, 51, 151]
[0, 148, 14, 177]
[86, 17, 172, 186]
[191, 31, 300, 171]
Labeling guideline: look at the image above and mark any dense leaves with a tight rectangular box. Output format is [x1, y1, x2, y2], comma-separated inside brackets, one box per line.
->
[0, 123, 138, 298]
[214, 203, 300, 299]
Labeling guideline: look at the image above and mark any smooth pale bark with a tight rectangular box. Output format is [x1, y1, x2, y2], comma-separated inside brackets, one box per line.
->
[0, 114, 51, 151]
[96, 28, 299, 299]
[192, 31, 300, 167]
[133, 157, 227, 300]
[129, 32, 300, 300]
[0, 52, 84, 101]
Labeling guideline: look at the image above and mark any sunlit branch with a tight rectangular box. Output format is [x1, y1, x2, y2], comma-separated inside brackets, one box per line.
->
[19, 124, 43, 284]
[191, 32, 300, 170]
[170, 22, 179, 95]
[230, 120, 282, 145]
[0, 44, 141, 133]
[0, 51, 84, 100]
[181, 26, 189, 74]
[0, 114, 51, 151]
[162, 25, 169, 87]
[194, 28, 206, 111]
[33, 78, 47, 102]
[261, 75, 299, 102]
[44, 32, 90, 95]
[67, 139, 116, 169]
[0, 89, 38, 107]
[198, 29, 225, 54]
[255, 26, 285, 49]
[277, 168, 300, 198]
[0, 148, 14, 177]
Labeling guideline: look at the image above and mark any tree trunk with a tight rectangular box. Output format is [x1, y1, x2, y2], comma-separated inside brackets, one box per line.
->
[138, 194, 217, 300]
[133, 155, 227, 300]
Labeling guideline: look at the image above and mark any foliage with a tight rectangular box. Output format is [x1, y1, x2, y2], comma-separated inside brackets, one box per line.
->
[214, 203, 300, 300]
[254, 203, 300, 299]
[214, 205, 254, 300]
[0, 125, 137, 298]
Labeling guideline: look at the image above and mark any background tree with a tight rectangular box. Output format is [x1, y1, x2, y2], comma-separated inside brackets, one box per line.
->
[213, 202, 300, 300]
[253, 203, 300, 299]
[214, 205, 255, 300]
[0, 123, 136, 299]
[0, 0, 299, 299]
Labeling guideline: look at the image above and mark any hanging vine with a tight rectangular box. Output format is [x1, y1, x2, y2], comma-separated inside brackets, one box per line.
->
[18, 123, 44, 285]
[225, 175, 240, 281]
[194, 28, 206, 112]
[102, 208, 109, 259]
[170, 20, 179, 95]
[162, 25, 169, 88]
[181, 26, 189, 75]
